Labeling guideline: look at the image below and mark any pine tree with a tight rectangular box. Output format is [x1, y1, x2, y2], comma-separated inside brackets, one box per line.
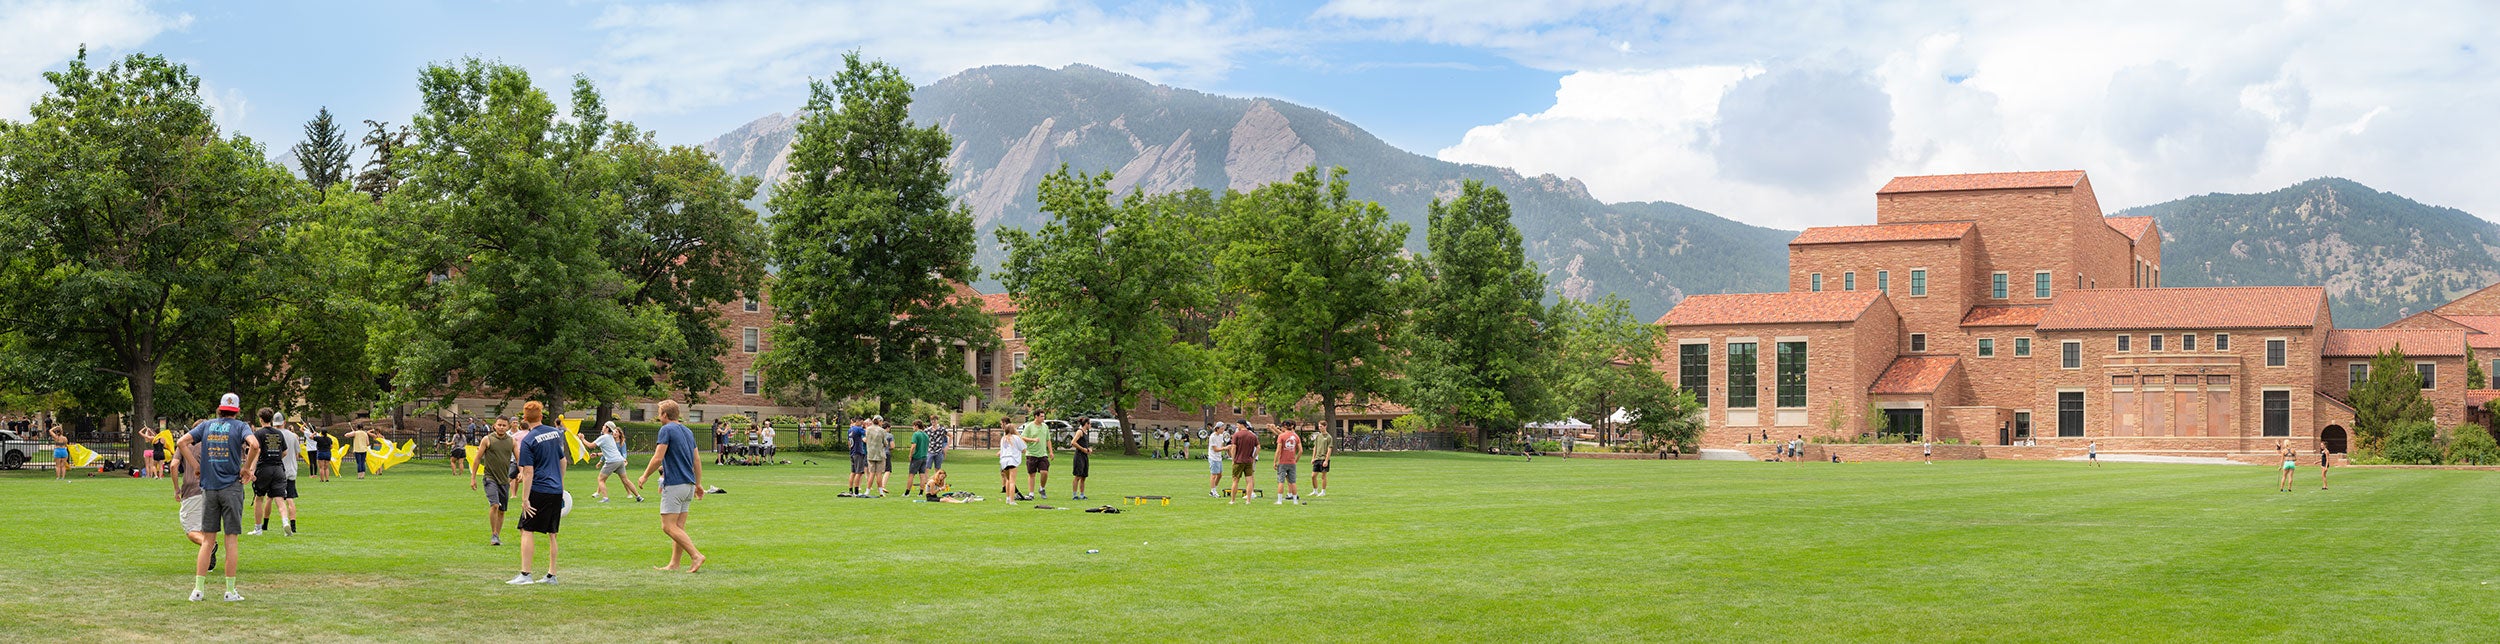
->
[2347, 346, 2433, 456]
[291, 107, 352, 194]
[352, 119, 410, 201]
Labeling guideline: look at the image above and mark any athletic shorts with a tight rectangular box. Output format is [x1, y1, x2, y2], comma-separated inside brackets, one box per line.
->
[252, 470, 288, 497]
[1071, 453, 1090, 478]
[54, 447, 67, 459]
[1312, 459, 1330, 473]
[351, 452, 369, 472]
[1231, 461, 1254, 478]
[1025, 455, 1050, 473]
[1210, 457, 1225, 475]
[312, 451, 330, 464]
[178, 495, 204, 533]
[1276, 463, 1298, 484]
[999, 457, 1019, 472]
[849, 453, 867, 474]
[482, 478, 510, 510]
[199, 486, 245, 535]
[908, 457, 928, 475]
[2282, 460, 2296, 470]
[600, 461, 627, 476]
[280, 477, 298, 499]
[517, 492, 564, 534]
[868, 459, 889, 475]
[661, 483, 697, 514]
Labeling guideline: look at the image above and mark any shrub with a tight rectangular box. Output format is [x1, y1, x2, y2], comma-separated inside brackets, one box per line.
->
[2447, 423, 2500, 465]
[2381, 420, 2442, 465]
[957, 410, 1006, 429]
[1532, 440, 1563, 453]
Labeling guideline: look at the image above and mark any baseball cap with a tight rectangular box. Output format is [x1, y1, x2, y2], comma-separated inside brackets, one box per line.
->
[270, 412, 287, 426]
[217, 393, 241, 413]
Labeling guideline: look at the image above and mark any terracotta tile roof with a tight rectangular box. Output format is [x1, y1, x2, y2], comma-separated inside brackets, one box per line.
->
[1878, 170, 2086, 194]
[1961, 305, 2050, 327]
[980, 293, 1018, 315]
[2323, 328, 2467, 357]
[2472, 390, 2500, 408]
[1869, 356, 1959, 395]
[1790, 221, 1976, 246]
[1656, 291, 1883, 327]
[2105, 216, 2157, 241]
[2033, 287, 2325, 331]
[2436, 315, 2500, 335]
[2470, 334, 2500, 350]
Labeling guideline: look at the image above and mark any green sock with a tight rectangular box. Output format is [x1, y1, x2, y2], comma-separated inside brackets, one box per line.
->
[193, 576, 205, 593]
[225, 576, 236, 592]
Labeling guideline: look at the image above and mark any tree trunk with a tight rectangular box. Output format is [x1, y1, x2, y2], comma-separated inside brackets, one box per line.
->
[126, 359, 157, 464]
[1321, 387, 1339, 449]
[593, 402, 614, 434]
[1113, 399, 1136, 456]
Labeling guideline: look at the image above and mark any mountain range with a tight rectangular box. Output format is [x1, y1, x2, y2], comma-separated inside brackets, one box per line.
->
[702, 64, 2497, 329]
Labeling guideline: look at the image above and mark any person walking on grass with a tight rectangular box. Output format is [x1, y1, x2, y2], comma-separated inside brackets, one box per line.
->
[846, 418, 869, 496]
[1273, 421, 1304, 505]
[1207, 423, 1231, 497]
[906, 421, 932, 496]
[261, 413, 303, 536]
[248, 409, 291, 536]
[2318, 447, 2331, 490]
[998, 423, 1027, 505]
[635, 400, 706, 573]
[1228, 422, 1260, 504]
[2088, 441, 2100, 467]
[866, 418, 894, 497]
[1308, 424, 1333, 497]
[587, 422, 642, 503]
[1069, 418, 1094, 501]
[1923, 441, 1933, 465]
[508, 402, 569, 585]
[472, 419, 518, 546]
[344, 425, 379, 479]
[1020, 414, 1053, 499]
[176, 393, 257, 602]
[2277, 439, 2297, 493]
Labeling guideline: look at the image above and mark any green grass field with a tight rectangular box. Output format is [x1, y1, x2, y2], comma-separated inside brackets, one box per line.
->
[5, 452, 2498, 642]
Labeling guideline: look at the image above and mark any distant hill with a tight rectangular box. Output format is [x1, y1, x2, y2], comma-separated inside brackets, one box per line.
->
[2121, 177, 2500, 328]
[702, 64, 1795, 320]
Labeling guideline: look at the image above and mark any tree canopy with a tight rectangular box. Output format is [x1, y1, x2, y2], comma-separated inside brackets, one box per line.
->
[1213, 166, 1414, 433]
[1407, 180, 1555, 440]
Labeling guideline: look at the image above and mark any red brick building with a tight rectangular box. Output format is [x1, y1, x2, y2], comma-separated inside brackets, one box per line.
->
[1658, 170, 2490, 456]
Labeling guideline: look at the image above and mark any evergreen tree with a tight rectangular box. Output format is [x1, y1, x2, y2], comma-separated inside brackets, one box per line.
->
[760, 53, 992, 414]
[2347, 346, 2433, 456]
[353, 118, 410, 201]
[2469, 347, 2485, 389]
[1214, 166, 1414, 435]
[292, 106, 352, 194]
[1407, 180, 1555, 445]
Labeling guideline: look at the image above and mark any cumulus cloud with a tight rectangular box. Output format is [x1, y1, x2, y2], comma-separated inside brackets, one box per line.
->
[1409, 1, 2500, 227]
[584, 0, 1281, 120]
[0, 0, 189, 122]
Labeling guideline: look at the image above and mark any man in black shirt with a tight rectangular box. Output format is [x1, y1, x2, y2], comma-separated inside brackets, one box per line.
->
[249, 409, 292, 536]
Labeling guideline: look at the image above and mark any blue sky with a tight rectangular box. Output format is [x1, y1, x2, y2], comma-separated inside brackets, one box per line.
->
[9, 1, 2500, 229]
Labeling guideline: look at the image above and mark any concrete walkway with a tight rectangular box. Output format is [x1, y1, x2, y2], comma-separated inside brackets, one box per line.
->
[1698, 449, 1756, 461]
[2058, 454, 2242, 465]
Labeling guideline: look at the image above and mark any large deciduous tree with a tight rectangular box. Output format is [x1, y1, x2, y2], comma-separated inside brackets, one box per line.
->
[1407, 180, 1554, 445]
[998, 166, 1215, 454]
[1214, 166, 1414, 435]
[593, 123, 769, 427]
[0, 50, 304, 452]
[1548, 295, 1661, 445]
[760, 53, 992, 414]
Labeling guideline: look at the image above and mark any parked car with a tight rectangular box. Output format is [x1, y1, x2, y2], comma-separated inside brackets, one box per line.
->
[1041, 418, 1121, 449]
[0, 429, 51, 470]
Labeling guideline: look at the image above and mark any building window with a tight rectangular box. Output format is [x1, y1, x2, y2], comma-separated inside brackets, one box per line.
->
[742, 327, 759, 353]
[2014, 337, 2032, 357]
[1910, 269, 1927, 296]
[2116, 335, 2131, 352]
[742, 370, 758, 395]
[2057, 391, 2084, 437]
[2034, 271, 2052, 299]
[690, 410, 705, 423]
[980, 354, 993, 376]
[629, 407, 647, 422]
[2215, 334, 2231, 351]
[1012, 324, 1022, 339]
[1012, 352, 1027, 370]
[1679, 343, 1710, 397]
[2149, 334, 2164, 352]
[1877, 270, 1889, 293]
[1991, 272, 2008, 299]
[743, 298, 759, 313]
[1843, 272, 1856, 291]
[2062, 341, 2081, 369]
[1810, 273, 1823, 292]
[1775, 341, 1807, 408]
[1726, 342, 1758, 409]
[1151, 396, 1162, 411]
[1909, 334, 1927, 353]
[2349, 363, 2368, 389]
[2014, 411, 2032, 440]
[1977, 338, 1995, 357]
[2265, 339, 2286, 367]
[2418, 363, 2438, 389]
[2182, 334, 2197, 351]
[2262, 390, 2290, 437]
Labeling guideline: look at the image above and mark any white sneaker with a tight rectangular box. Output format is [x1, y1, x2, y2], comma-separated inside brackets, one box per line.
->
[506, 573, 534, 585]
[1209, 489, 1219, 497]
[1274, 497, 1283, 505]
[246, 529, 263, 536]
[189, 589, 204, 602]
[536, 575, 557, 585]
[222, 590, 245, 602]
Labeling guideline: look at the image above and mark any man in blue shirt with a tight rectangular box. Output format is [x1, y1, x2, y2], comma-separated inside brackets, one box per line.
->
[635, 399, 706, 573]
[176, 393, 259, 602]
[846, 419, 869, 496]
[507, 401, 569, 586]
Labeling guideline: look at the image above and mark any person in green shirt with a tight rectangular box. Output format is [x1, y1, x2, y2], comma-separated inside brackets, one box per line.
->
[906, 421, 933, 496]
[1019, 417, 1052, 499]
[1308, 425, 1334, 497]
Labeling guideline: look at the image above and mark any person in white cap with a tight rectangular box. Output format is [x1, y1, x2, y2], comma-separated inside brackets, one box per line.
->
[586, 421, 641, 503]
[248, 409, 303, 536]
[175, 393, 258, 601]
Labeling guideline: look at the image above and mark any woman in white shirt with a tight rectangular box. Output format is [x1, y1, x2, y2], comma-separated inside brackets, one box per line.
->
[998, 428, 1026, 506]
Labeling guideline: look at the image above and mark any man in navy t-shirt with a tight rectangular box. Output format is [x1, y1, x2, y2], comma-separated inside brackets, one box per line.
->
[847, 420, 869, 495]
[177, 393, 259, 602]
[635, 399, 707, 573]
[507, 401, 569, 586]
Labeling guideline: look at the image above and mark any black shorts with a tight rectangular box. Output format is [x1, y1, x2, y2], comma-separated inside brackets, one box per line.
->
[1312, 459, 1330, 473]
[1071, 453, 1090, 478]
[850, 453, 867, 473]
[1025, 455, 1050, 473]
[517, 492, 564, 534]
[252, 470, 288, 498]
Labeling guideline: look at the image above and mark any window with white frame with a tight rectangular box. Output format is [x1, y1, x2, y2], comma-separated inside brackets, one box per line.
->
[2014, 337, 2032, 357]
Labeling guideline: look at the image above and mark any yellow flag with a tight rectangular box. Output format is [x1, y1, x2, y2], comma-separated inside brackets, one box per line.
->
[467, 445, 483, 475]
[562, 418, 588, 464]
[67, 443, 99, 467]
[327, 434, 345, 472]
[155, 429, 175, 453]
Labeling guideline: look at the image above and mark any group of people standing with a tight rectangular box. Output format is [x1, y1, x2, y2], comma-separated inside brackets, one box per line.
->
[462, 399, 709, 585]
[1200, 419, 1332, 505]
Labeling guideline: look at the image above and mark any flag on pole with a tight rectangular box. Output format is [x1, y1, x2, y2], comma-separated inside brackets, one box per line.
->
[66, 443, 100, 467]
[562, 418, 589, 464]
[327, 434, 345, 472]
[378, 440, 416, 472]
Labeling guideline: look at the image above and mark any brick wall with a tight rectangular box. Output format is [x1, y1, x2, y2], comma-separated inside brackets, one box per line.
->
[1664, 300, 1898, 447]
[2032, 323, 2324, 452]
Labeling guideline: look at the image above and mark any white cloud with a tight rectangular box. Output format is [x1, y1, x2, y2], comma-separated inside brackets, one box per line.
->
[0, 0, 189, 122]
[584, 0, 1281, 120]
[1412, 1, 2500, 227]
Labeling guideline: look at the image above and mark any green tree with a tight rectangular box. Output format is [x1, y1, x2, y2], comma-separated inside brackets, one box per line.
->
[2346, 346, 2433, 456]
[1406, 180, 1554, 446]
[1623, 384, 1703, 456]
[760, 53, 993, 416]
[1214, 166, 1414, 437]
[353, 118, 410, 202]
[1548, 295, 1662, 445]
[2447, 418, 2500, 465]
[2381, 420, 2441, 464]
[2469, 347, 2486, 389]
[997, 166, 1216, 454]
[292, 106, 353, 194]
[592, 124, 769, 427]
[377, 60, 683, 415]
[0, 50, 305, 451]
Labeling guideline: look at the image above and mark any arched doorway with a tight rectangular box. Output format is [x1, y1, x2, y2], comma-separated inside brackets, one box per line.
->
[2320, 425, 2348, 454]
